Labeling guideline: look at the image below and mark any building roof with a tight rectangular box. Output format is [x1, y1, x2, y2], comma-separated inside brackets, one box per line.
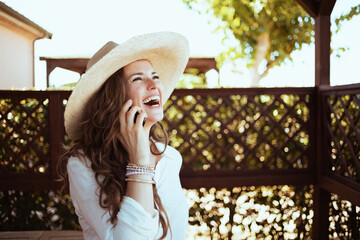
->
[0, 1, 52, 39]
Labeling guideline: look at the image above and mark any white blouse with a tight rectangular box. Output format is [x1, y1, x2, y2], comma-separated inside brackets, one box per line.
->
[67, 143, 188, 240]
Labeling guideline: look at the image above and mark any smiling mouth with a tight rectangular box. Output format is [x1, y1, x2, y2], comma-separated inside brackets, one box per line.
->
[143, 95, 161, 107]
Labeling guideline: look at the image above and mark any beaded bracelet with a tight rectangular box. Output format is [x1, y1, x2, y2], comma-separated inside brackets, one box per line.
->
[127, 163, 155, 170]
[126, 166, 155, 170]
[126, 162, 156, 178]
[126, 168, 155, 173]
[126, 166, 155, 172]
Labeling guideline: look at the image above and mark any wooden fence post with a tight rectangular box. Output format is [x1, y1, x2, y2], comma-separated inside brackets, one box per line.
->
[312, 86, 330, 239]
[312, 9, 334, 239]
[48, 92, 64, 189]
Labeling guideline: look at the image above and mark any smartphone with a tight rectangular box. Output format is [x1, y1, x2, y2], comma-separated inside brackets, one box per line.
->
[129, 107, 146, 126]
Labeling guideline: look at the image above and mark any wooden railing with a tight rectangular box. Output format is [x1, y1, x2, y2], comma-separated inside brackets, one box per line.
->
[319, 84, 360, 204]
[0, 90, 69, 190]
[0, 84, 359, 239]
[164, 87, 316, 189]
[316, 84, 360, 239]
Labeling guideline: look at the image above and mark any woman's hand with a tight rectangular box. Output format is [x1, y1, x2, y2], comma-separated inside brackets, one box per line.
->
[120, 100, 155, 216]
[118, 99, 150, 165]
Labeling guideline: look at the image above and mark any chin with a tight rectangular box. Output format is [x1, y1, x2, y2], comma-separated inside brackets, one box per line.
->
[147, 114, 164, 123]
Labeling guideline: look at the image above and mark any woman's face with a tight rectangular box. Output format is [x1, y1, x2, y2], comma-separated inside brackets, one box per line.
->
[124, 60, 164, 125]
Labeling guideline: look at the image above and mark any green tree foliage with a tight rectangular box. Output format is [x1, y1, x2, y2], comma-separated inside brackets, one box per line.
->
[335, 4, 360, 33]
[176, 73, 208, 89]
[182, 0, 360, 86]
[183, 0, 313, 86]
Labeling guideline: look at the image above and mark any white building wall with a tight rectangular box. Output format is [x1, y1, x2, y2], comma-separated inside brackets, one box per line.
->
[0, 24, 33, 89]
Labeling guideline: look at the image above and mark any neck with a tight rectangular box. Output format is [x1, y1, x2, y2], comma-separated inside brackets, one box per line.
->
[143, 120, 156, 138]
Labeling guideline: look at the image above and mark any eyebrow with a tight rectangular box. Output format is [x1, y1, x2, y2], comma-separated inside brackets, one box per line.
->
[128, 72, 158, 78]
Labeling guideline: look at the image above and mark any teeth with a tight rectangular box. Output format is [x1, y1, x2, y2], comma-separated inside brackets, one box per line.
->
[143, 95, 160, 104]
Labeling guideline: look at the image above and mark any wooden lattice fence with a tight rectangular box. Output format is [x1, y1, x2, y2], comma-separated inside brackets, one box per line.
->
[0, 84, 359, 239]
[163, 88, 316, 189]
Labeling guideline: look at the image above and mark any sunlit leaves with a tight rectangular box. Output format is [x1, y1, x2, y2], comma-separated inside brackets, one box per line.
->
[335, 4, 360, 33]
[186, 185, 313, 239]
[0, 98, 49, 174]
[329, 194, 360, 239]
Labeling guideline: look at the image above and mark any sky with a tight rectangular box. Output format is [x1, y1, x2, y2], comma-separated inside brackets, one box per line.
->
[2, 0, 360, 89]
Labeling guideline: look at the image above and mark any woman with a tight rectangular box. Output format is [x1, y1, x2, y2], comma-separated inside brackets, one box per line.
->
[58, 32, 189, 240]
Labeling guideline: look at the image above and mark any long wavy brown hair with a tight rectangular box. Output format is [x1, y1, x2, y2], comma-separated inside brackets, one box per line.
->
[58, 67, 171, 239]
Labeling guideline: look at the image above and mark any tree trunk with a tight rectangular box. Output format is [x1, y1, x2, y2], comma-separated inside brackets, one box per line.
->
[250, 32, 270, 87]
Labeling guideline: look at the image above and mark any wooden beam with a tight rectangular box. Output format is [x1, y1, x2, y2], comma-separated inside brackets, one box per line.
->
[0, 177, 53, 191]
[319, 0, 337, 15]
[295, 0, 318, 17]
[312, 185, 330, 240]
[315, 14, 331, 86]
[40, 57, 218, 87]
[312, 4, 338, 235]
[319, 175, 360, 206]
[296, 0, 337, 17]
[0, 231, 84, 240]
[184, 57, 218, 73]
[40, 57, 89, 87]
[49, 93, 64, 188]
[180, 171, 315, 189]
[312, 85, 330, 240]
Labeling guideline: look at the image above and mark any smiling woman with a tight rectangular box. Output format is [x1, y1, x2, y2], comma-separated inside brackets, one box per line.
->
[124, 60, 165, 125]
[57, 32, 190, 240]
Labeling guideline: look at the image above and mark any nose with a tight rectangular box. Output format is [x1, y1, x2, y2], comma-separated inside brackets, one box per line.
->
[146, 77, 158, 90]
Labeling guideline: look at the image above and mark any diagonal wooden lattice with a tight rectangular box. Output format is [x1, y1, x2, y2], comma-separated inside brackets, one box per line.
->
[0, 89, 316, 190]
[325, 93, 360, 184]
[0, 91, 69, 190]
[163, 89, 313, 176]
[1, 87, 360, 239]
[0, 97, 50, 174]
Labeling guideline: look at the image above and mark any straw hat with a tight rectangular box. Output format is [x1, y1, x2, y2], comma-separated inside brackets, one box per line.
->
[64, 31, 189, 140]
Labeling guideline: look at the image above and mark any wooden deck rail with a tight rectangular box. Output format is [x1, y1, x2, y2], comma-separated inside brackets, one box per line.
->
[1, 84, 359, 239]
[0, 231, 83, 240]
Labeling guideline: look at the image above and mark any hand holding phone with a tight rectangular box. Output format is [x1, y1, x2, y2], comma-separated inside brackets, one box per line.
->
[129, 107, 146, 126]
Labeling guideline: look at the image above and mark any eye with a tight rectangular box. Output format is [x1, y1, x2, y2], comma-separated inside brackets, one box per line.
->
[133, 77, 143, 82]
[153, 75, 160, 81]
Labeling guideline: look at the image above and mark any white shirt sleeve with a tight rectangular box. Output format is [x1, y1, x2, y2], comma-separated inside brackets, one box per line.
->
[67, 156, 160, 240]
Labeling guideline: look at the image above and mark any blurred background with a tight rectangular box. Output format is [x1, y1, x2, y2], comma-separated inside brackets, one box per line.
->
[1, 0, 360, 239]
[1, 0, 359, 90]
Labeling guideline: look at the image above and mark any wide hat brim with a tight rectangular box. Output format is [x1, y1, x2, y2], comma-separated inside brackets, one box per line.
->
[64, 31, 190, 140]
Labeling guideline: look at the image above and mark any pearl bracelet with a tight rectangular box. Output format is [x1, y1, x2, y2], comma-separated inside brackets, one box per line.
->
[125, 169, 155, 178]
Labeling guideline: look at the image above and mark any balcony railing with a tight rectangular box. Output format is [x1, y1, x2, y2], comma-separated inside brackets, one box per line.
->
[0, 84, 359, 239]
